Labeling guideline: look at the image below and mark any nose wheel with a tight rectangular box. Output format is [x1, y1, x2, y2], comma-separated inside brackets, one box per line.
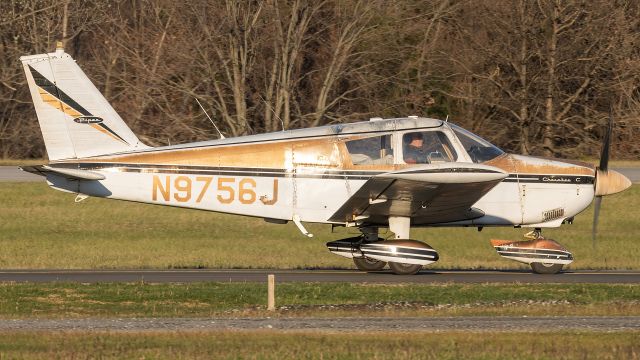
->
[491, 229, 572, 275]
[525, 230, 565, 275]
[530, 262, 564, 274]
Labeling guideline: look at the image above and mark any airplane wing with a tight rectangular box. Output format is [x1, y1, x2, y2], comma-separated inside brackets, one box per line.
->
[20, 165, 105, 181]
[329, 163, 508, 225]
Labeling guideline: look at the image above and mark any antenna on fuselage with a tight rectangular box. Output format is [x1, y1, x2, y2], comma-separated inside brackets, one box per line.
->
[195, 98, 225, 139]
[445, 115, 449, 122]
[278, 115, 285, 132]
[258, 94, 286, 132]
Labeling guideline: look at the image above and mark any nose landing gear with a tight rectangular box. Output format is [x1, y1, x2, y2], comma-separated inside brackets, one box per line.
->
[491, 229, 574, 274]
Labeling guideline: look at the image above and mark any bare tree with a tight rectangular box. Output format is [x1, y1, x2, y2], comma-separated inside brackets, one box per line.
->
[0, 0, 637, 159]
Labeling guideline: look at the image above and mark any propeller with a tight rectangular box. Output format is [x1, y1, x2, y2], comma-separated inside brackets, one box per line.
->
[591, 111, 633, 248]
[591, 196, 602, 248]
[591, 112, 613, 248]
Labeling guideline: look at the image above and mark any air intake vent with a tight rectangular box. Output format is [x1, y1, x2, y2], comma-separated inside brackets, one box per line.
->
[542, 208, 565, 222]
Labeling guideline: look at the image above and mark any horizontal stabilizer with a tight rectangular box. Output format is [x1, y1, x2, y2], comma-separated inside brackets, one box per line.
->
[20, 165, 105, 181]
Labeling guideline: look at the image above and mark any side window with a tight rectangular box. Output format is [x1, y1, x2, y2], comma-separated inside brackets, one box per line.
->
[345, 135, 394, 165]
[402, 131, 457, 164]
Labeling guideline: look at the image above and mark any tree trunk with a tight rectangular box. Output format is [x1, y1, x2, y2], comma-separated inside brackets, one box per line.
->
[542, 1, 559, 157]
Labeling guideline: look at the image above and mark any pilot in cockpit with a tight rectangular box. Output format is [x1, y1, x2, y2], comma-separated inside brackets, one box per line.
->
[403, 132, 428, 164]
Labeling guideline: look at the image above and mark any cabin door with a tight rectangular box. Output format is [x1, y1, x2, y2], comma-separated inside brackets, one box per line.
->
[291, 139, 347, 223]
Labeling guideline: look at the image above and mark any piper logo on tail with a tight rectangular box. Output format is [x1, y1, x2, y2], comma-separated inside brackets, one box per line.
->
[74, 116, 104, 124]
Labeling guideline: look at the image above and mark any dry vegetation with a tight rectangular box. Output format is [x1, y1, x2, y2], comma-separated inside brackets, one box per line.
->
[0, 331, 639, 359]
[0, 0, 639, 159]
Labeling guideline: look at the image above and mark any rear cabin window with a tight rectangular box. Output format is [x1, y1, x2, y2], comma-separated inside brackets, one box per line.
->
[402, 131, 457, 164]
[345, 135, 394, 165]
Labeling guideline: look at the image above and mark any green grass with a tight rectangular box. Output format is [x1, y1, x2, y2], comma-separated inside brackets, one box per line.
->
[0, 182, 638, 269]
[1, 283, 638, 318]
[0, 331, 638, 359]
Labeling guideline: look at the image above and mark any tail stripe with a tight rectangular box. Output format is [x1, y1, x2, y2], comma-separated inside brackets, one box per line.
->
[28, 65, 129, 145]
[30, 65, 91, 116]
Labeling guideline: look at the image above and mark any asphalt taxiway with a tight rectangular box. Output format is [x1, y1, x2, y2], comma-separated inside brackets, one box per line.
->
[0, 269, 638, 284]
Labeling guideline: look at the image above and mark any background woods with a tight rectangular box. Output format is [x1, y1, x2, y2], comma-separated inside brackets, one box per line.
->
[0, 0, 638, 159]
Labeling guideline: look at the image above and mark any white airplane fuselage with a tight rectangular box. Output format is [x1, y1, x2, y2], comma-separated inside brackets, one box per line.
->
[44, 118, 597, 230]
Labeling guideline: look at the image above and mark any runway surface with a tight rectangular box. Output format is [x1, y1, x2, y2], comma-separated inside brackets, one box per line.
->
[2, 166, 640, 182]
[1, 269, 639, 283]
[0, 316, 637, 332]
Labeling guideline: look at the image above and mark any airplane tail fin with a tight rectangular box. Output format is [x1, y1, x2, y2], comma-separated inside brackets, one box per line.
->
[20, 43, 149, 161]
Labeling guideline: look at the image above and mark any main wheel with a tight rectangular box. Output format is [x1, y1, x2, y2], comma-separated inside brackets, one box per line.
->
[389, 262, 422, 275]
[353, 257, 387, 272]
[530, 262, 563, 274]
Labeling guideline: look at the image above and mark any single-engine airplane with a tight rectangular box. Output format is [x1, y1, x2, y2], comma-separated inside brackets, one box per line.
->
[19, 45, 632, 275]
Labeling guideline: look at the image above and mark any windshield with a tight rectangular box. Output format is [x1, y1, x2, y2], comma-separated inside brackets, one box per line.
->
[450, 124, 504, 163]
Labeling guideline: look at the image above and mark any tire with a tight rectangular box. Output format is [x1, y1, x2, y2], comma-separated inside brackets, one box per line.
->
[353, 257, 387, 272]
[530, 262, 563, 274]
[389, 262, 422, 275]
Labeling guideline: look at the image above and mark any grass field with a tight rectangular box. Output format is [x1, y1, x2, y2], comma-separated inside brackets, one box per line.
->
[0, 331, 638, 359]
[0, 182, 638, 269]
[0, 282, 638, 318]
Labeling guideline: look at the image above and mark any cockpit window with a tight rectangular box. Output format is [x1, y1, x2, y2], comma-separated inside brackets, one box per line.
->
[345, 135, 394, 165]
[402, 131, 457, 164]
[450, 123, 504, 163]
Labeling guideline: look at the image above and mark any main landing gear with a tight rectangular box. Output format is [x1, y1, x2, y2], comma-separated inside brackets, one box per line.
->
[326, 235, 439, 275]
[491, 228, 574, 274]
[325, 218, 439, 275]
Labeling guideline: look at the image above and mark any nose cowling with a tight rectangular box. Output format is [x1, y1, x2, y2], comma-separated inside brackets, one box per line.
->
[595, 169, 632, 196]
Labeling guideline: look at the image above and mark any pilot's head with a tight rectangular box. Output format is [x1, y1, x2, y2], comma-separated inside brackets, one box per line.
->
[408, 132, 423, 147]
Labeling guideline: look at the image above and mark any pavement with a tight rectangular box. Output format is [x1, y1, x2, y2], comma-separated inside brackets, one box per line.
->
[0, 166, 42, 181]
[1, 166, 640, 182]
[0, 316, 637, 332]
[615, 167, 640, 183]
[1, 269, 639, 284]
